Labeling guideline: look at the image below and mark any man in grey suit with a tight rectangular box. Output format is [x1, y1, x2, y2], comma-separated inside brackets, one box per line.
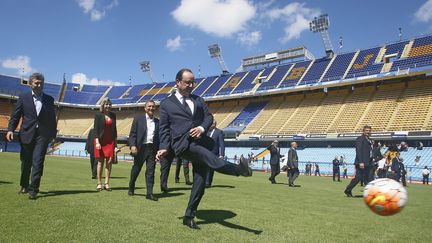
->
[267, 140, 283, 184]
[287, 142, 299, 187]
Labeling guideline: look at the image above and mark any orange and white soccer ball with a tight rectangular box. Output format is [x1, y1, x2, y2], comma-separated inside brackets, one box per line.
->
[363, 178, 407, 216]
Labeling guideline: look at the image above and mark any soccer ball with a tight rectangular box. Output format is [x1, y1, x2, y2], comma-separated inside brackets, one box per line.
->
[363, 178, 407, 216]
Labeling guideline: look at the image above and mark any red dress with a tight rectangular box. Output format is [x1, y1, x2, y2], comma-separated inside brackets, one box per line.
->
[94, 117, 115, 159]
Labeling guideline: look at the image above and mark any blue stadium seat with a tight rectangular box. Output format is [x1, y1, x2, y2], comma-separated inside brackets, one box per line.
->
[0, 75, 32, 96]
[346, 47, 383, 79]
[216, 72, 247, 96]
[300, 57, 331, 85]
[192, 76, 217, 96]
[106, 86, 130, 99]
[279, 60, 312, 88]
[231, 69, 261, 94]
[202, 74, 232, 97]
[321, 52, 356, 82]
[227, 102, 267, 128]
[257, 64, 292, 91]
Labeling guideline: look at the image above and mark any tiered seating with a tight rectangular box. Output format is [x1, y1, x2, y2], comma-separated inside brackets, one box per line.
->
[139, 82, 167, 102]
[383, 41, 409, 59]
[299, 58, 331, 85]
[389, 81, 432, 131]
[257, 64, 292, 91]
[212, 100, 248, 128]
[202, 74, 232, 97]
[321, 53, 355, 82]
[106, 86, 130, 99]
[391, 35, 432, 71]
[63, 90, 103, 105]
[43, 83, 62, 101]
[152, 81, 175, 101]
[115, 110, 137, 136]
[278, 60, 312, 88]
[278, 93, 324, 134]
[327, 87, 373, 133]
[227, 101, 267, 127]
[216, 72, 247, 95]
[346, 47, 383, 78]
[259, 95, 303, 134]
[0, 75, 31, 96]
[125, 84, 154, 98]
[57, 108, 95, 136]
[242, 97, 283, 134]
[63, 83, 106, 105]
[356, 83, 403, 132]
[231, 70, 261, 94]
[192, 76, 217, 96]
[303, 91, 347, 133]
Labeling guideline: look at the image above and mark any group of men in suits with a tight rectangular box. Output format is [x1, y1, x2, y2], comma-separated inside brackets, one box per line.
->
[267, 140, 299, 186]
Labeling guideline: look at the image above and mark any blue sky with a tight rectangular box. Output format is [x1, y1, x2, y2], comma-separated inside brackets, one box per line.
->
[1, 0, 432, 86]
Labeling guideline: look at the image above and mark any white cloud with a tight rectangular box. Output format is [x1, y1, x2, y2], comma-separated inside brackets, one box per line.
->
[415, 0, 432, 22]
[1, 55, 35, 75]
[76, 0, 118, 21]
[71, 73, 125, 86]
[237, 31, 262, 46]
[263, 2, 320, 43]
[166, 35, 183, 52]
[172, 0, 256, 37]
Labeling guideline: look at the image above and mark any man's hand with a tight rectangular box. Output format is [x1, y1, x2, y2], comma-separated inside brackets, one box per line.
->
[130, 146, 138, 156]
[156, 149, 168, 161]
[359, 162, 365, 169]
[189, 127, 203, 139]
[6, 131, 13, 142]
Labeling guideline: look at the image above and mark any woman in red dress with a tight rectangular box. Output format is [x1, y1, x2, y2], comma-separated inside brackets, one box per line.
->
[93, 98, 117, 191]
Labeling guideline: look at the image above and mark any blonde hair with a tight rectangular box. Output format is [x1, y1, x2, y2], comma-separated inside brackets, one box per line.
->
[99, 98, 112, 112]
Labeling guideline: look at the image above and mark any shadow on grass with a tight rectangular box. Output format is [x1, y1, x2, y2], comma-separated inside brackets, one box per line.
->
[39, 189, 99, 197]
[111, 187, 144, 191]
[107, 176, 127, 179]
[195, 210, 262, 235]
[153, 192, 184, 198]
[0, 181, 13, 185]
[167, 187, 192, 192]
[209, 185, 235, 189]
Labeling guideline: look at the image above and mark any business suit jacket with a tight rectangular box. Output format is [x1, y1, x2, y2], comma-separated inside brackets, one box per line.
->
[354, 135, 372, 166]
[129, 115, 160, 151]
[209, 128, 225, 157]
[159, 94, 213, 156]
[85, 128, 95, 154]
[93, 112, 117, 142]
[391, 157, 401, 173]
[267, 145, 283, 165]
[8, 92, 57, 144]
[287, 147, 298, 169]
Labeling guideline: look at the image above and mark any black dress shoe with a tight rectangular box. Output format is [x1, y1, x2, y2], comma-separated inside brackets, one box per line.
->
[185, 181, 193, 185]
[91, 176, 96, 179]
[146, 194, 158, 201]
[205, 184, 211, 188]
[183, 217, 200, 229]
[18, 187, 28, 194]
[28, 192, 37, 200]
[238, 158, 253, 177]
[344, 190, 353, 197]
[128, 190, 134, 196]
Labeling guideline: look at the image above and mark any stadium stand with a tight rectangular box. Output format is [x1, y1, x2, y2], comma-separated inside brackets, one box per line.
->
[257, 64, 292, 91]
[231, 69, 261, 94]
[192, 76, 216, 96]
[151, 81, 175, 101]
[216, 71, 247, 95]
[57, 108, 95, 136]
[227, 101, 267, 128]
[299, 58, 331, 85]
[346, 46, 384, 78]
[321, 52, 356, 82]
[278, 60, 312, 88]
[202, 74, 232, 97]
[0, 75, 32, 97]
[0, 99, 15, 129]
[139, 82, 167, 102]
[391, 35, 432, 71]
[106, 85, 130, 99]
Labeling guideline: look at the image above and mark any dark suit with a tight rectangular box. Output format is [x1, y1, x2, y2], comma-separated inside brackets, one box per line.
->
[370, 146, 383, 182]
[390, 157, 402, 181]
[159, 93, 241, 219]
[206, 128, 225, 186]
[287, 147, 299, 185]
[8, 91, 57, 193]
[85, 128, 97, 178]
[128, 115, 159, 195]
[345, 134, 372, 193]
[175, 157, 191, 183]
[332, 159, 341, 182]
[268, 144, 283, 182]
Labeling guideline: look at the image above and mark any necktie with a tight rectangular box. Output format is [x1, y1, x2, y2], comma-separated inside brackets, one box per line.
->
[183, 96, 192, 114]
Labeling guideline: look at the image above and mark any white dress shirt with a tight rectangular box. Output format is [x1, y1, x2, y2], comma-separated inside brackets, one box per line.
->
[144, 113, 155, 144]
[175, 91, 194, 115]
[32, 91, 42, 116]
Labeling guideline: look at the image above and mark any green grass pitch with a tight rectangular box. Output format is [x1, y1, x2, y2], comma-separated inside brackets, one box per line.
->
[0, 152, 431, 242]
